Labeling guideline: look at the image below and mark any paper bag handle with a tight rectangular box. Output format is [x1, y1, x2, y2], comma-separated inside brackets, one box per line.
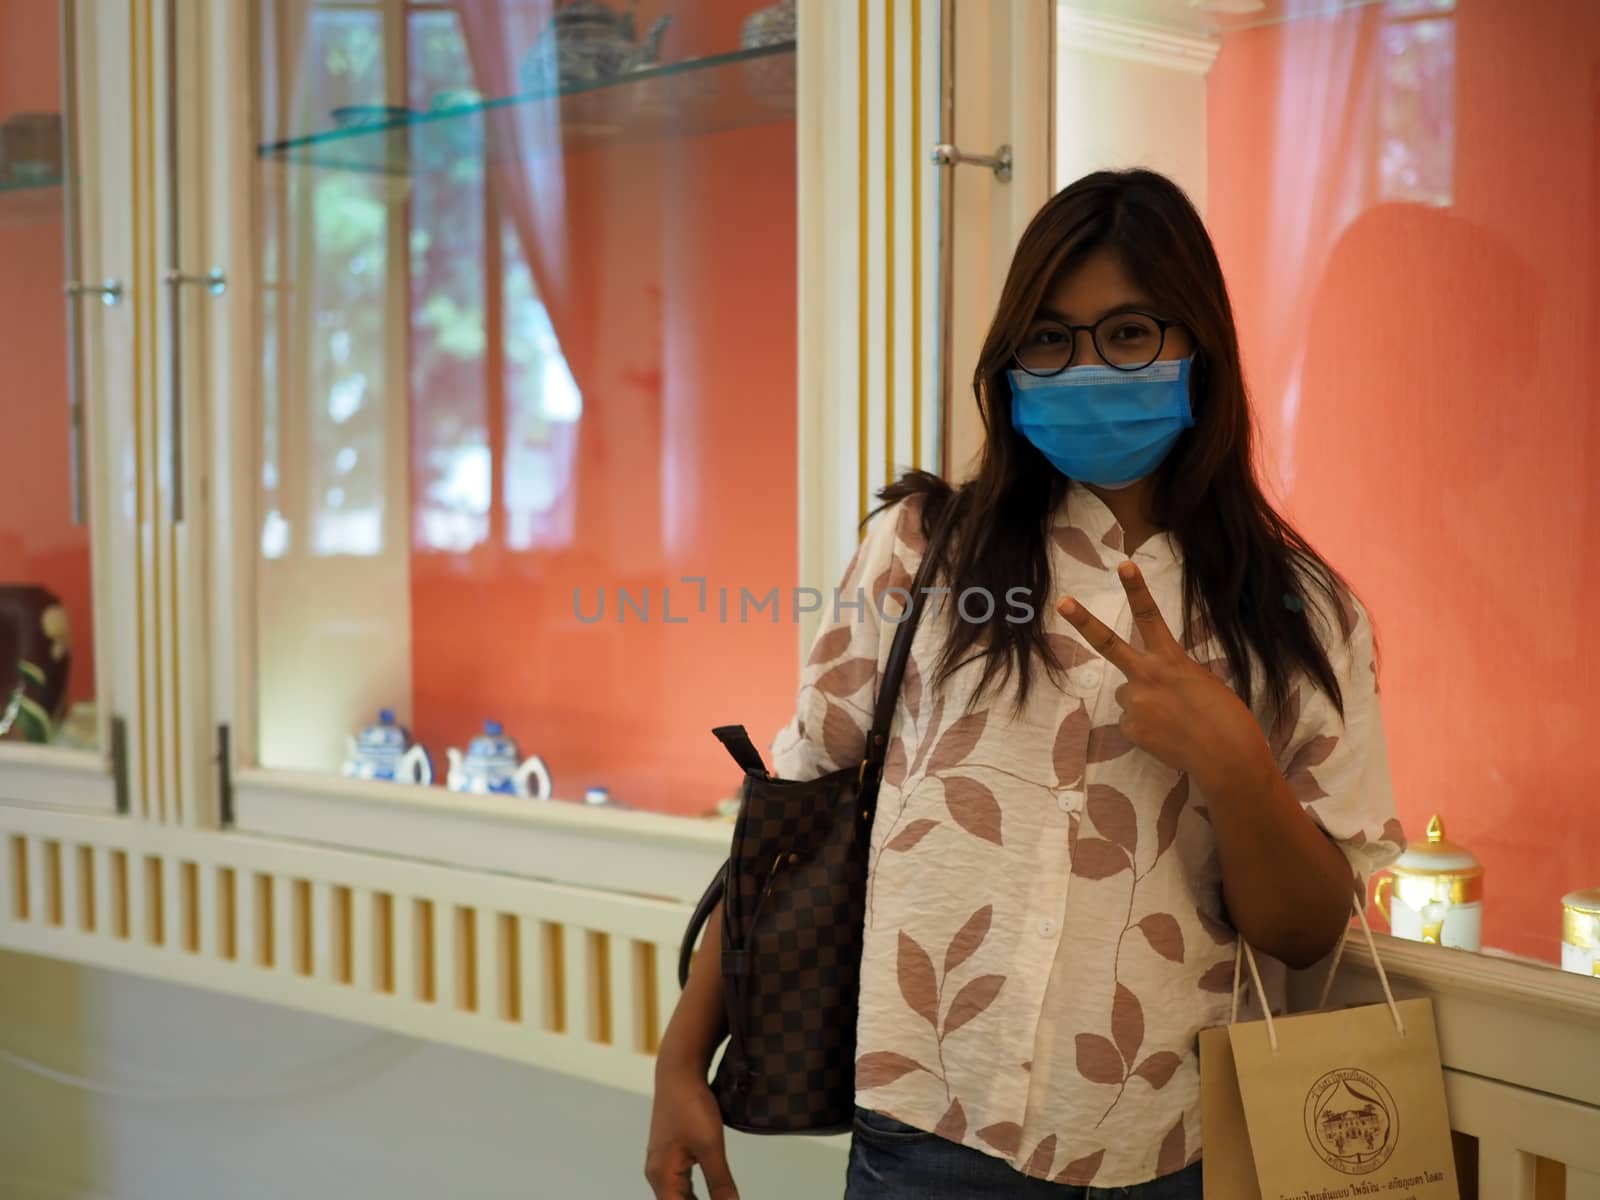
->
[1231, 896, 1406, 1054]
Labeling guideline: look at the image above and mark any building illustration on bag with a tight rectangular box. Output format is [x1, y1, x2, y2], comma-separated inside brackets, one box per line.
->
[1303, 1068, 1399, 1174]
[1319, 1103, 1383, 1150]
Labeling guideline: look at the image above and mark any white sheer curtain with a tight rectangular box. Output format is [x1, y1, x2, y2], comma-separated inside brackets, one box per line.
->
[1256, 6, 1381, 488]
[259, 0, 317, 146]
[453, 0, 577, 357]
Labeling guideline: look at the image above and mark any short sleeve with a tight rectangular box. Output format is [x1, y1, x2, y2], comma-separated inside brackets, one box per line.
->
[768, 496, 926, 781]
[1267, 585, 1407, 891]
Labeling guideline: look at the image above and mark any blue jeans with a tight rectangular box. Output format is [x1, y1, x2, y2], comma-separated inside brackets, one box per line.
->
[845, 1107, 1204, 1199]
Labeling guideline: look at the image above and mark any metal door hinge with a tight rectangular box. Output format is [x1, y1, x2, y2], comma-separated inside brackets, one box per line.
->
[218, 723, 235, 827]
[110, 714, 130, 815]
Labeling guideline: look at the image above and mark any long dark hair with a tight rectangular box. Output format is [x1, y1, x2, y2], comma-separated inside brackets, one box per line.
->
[880, 168, 1361, 720]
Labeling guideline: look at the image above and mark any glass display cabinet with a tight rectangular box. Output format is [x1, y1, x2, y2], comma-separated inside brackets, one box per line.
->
[211, 0, 968, 906]
[8, 0, 1593, 984]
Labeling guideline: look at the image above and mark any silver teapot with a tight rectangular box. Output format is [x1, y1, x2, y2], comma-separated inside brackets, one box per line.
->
[738, 0, 795, 110]
[740, 0, 795, 50]
[520, 0, 672, 93]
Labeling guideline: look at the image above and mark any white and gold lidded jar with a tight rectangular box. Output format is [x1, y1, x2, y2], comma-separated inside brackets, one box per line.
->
[1561, 888, 1600, 977]
[1374, 814, 1483, 951]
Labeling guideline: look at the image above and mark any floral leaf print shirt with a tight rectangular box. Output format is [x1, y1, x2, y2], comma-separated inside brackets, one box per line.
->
[768, 484, 1406, 1188]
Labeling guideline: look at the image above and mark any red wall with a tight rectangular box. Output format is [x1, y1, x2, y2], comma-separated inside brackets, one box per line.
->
[0, 0, 96, 714]
[1207, 1, 1600, 962]
[407, 1, 799, 815]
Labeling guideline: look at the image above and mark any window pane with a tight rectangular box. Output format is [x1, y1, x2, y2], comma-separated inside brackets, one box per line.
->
[1206, 0, 1600, 972]
[252, 1, 800, 818]
[0, 0, 99, 751]
[1057, 0, 1600, 973]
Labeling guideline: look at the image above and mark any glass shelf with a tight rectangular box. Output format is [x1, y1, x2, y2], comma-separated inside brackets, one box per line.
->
[0, 175, 63, 193]
[255, 41, 796, 176]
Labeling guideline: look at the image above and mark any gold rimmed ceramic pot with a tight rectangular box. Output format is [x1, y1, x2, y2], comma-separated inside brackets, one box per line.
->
[1561, 888, 1600, 977]
[1374, 814, 1483, 950]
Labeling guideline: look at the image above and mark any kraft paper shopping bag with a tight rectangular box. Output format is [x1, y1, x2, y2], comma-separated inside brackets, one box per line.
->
[1203, 915, 1273, 1196]
[1230, 996, 1458, 1199]
[1200, 914, 1269, 1200]
[1198, 1022, 1263, 1200]
[1202, 901, 1459, 1200]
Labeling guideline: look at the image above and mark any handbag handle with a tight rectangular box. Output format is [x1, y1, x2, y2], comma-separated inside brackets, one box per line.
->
[1230, 896, 1406, 1054]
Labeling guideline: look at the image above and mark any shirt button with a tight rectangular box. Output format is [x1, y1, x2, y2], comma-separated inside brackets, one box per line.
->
[1075, 661, 1104, 690]
[1057, 789, 1084, 813]
[1038, 918, 1057, 938]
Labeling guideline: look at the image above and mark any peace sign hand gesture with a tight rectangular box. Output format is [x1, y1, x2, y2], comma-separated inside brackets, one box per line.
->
[1056, 562, 1265, 790]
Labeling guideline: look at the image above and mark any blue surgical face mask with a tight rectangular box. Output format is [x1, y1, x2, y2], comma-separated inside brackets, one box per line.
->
[1007, 356, 1196, 489]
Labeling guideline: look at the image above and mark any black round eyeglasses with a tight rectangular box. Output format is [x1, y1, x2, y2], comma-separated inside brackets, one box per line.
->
[1013, 311, 1183, 376]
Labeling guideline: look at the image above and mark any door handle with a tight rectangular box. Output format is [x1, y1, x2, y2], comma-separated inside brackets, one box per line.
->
[64, 279, 124, 306]
[930, 142, 1013, 183]
[165, 267, 227, 295]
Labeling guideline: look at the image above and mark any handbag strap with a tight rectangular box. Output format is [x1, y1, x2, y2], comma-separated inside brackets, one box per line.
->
[1231, 897, 1406, 1054]
[859, 494, 961, 779]
[678, 868, 726, 989]
[676, 494, 961, 990]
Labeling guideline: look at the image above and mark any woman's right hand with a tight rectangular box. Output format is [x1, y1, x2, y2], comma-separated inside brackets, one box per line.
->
[644, 1064, 740, 1200]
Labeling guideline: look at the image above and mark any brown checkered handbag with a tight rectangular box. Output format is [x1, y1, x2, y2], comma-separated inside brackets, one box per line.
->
[676, 501, 955, 1135]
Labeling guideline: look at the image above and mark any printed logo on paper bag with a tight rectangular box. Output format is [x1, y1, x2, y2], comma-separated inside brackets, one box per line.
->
[1302, 1067, 1398, 1174]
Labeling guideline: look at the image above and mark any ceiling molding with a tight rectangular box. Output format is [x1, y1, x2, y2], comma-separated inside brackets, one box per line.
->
[1057, 9, 1222, 75]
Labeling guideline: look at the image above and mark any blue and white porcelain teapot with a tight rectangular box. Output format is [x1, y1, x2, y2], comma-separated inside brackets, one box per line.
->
[342, 708, 432, 785]
[446, 720, 553, 799]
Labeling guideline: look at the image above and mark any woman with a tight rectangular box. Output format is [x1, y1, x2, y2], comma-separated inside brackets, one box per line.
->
[645, 169, 1404, 1199]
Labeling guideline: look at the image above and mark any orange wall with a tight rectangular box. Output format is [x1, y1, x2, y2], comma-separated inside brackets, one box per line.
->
[1207, 1, 1599, 962]
[407, 1, 799, 815]
[0, 0, 96, 712]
